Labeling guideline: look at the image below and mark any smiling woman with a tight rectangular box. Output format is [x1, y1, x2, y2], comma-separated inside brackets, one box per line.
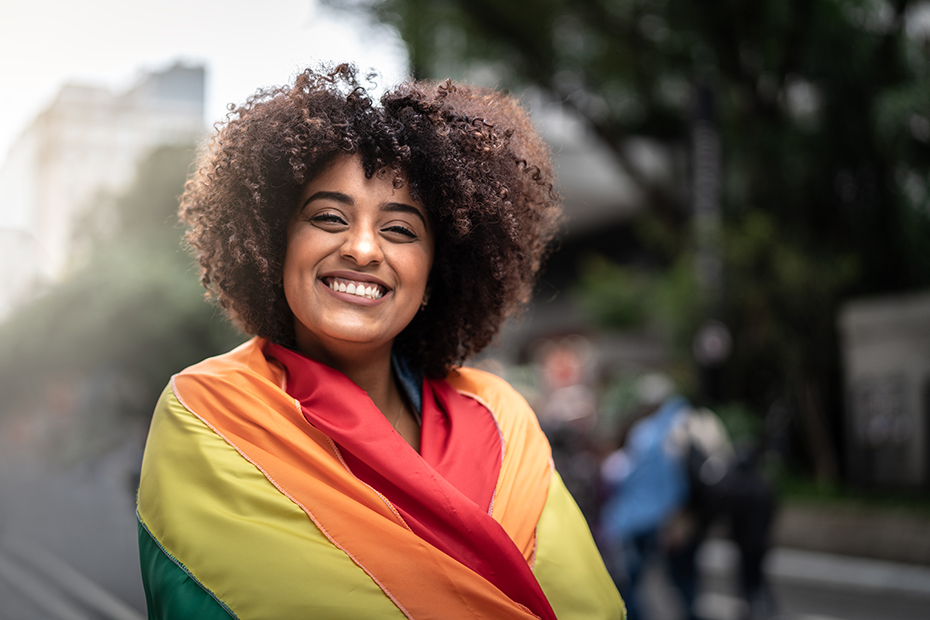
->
[285, 157, 434, 377]
[136, 64, 625, 619]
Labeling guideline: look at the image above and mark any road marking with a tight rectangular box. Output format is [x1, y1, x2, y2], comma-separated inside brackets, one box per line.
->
[0, 551, 90, 620]
[694, 591, 746, 620]
[699, 539, 930, 598]
[3, 538, 144, 620]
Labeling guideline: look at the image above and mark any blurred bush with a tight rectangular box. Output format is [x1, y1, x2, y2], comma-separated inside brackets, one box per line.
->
[0, 145, 243, 459]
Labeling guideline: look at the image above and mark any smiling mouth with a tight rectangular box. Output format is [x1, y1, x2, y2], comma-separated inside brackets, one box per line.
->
[322, 276, 386, 300]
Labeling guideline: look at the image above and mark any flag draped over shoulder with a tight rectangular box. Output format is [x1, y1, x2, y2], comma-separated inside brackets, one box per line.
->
[136, 337, 624, 619]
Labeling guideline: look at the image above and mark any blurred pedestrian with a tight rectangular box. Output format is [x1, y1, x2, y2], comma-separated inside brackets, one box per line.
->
[598, 375, 691, 620]
[536, 336, 602, 526]
[674, 424, 778, 620]
[598, 374, 776, 620]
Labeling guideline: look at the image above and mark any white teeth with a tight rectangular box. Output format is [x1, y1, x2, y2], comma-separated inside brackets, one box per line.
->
[328, 279, 383, 299]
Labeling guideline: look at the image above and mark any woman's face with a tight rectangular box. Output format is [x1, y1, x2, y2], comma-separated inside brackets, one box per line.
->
[283, 155, 434, 363]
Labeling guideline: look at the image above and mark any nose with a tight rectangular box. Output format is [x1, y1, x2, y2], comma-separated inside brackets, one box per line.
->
[340, 223, 383, 266]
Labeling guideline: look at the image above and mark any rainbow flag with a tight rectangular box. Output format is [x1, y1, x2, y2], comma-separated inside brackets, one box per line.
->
[137, 338, 624, 619]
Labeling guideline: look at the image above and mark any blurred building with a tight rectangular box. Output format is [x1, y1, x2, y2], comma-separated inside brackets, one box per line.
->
[0, 62, 205, 312]
[528, 91, 647, 236]
[0, 229, 43, 319]
[840, 292, 930, 488]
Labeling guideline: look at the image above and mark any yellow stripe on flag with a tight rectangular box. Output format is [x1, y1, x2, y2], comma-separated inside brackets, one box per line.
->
[137, 385, 404, 620]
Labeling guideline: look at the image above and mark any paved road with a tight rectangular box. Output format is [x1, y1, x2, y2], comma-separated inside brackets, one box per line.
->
[0, 435, 146, 620]
[639, 538, 930, 620]
[3, 431, 930, 620]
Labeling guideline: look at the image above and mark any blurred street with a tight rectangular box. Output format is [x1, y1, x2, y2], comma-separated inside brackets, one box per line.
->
[0, 436, 146, 620]
[1, 1, 930, 618]
[638, 538, 930, 620]
[2, 436, 930, 619]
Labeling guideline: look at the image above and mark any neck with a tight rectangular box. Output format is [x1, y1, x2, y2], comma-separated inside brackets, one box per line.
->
[336, 354, 398, 413]
[295, 338, 400, 415]
[290, 334, 419, 449]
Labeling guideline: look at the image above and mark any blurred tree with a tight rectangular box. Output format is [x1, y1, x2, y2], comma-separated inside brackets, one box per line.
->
[336, 0, 930, 482]
[0, 145, 243, 459]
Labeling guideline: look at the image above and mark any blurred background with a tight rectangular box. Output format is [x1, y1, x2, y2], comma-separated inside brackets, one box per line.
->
[1, 1, 930, 619]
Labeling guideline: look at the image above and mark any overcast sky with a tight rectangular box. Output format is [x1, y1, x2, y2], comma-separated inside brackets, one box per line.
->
[0, 0, 409, 168]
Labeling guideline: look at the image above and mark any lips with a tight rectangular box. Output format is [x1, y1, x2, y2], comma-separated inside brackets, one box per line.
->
[322, 276, 387, 300]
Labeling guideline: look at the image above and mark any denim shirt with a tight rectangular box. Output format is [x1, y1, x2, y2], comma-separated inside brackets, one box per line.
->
[392, 353, 424, 424]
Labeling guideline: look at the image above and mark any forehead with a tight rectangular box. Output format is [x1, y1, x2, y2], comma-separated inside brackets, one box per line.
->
[296, 154, 432, 226]
[300, 155, 407, 195]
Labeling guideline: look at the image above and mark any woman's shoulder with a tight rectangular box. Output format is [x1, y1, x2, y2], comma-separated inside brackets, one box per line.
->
[174, 337, 282, 384]
[445, 365, 521, 400]
[444, 366, 539, 428]
[168, 337, 288, 406]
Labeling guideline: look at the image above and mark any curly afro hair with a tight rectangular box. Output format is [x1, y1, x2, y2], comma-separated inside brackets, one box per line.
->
[180, 64, 561, 378]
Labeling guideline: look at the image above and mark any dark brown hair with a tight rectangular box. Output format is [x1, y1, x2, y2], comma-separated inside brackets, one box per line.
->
[180, 64, 561, 377]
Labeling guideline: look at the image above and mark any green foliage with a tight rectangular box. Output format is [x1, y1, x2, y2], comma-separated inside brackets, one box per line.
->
[651, 255, 705, 351]
[0, 145, 244, 427]
[349, 0, 930, 480]
[776, 470, 930, 516]
[713, 401, 764, 446]
[574, 256, 652, 329]
[573, 249, 702, 350]
[723, 210, 860, 375]
[346, 0, 930, 291]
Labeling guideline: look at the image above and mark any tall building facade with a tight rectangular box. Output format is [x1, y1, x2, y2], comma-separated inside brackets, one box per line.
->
[0, 62, 206, 315]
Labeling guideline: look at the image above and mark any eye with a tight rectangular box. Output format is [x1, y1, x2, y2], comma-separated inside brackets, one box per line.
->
[309, 212, 348, 227]
[383, 224, 418, 239]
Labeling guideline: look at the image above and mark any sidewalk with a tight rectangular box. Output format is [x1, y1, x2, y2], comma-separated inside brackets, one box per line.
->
[0, 538, 144, 620]
[772, 501, 930, 566]
[693, 539, 930, 620]
[699, 539, 930, 599]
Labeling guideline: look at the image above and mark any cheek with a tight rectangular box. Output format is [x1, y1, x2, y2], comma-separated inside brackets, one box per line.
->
[281, 237, 317, 311]
[281, 251, 299, 300]
[405, 249, 434, 292]
[417, 240, 436, 279]
[281, 275, 302, 321]
[282, 227, 322, 279]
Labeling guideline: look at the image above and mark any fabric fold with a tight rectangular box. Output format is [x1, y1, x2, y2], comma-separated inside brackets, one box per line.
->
[137, 337, 623, 619]
[265, 342, 555, 620]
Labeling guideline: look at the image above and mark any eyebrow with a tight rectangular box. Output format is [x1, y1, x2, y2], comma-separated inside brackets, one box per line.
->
[301, 191, 428, 227]
[301, 191, 352, 209]
[383, 202, 429, 227]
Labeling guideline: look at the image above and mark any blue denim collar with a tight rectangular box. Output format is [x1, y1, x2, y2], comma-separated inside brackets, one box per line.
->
[391, 352, 423, 424]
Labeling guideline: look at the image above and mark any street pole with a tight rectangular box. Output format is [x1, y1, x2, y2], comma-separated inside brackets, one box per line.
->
[691, 81, 731, 403]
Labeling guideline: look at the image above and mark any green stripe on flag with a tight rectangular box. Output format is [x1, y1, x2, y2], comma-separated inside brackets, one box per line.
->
[138, 516, 236, 620]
